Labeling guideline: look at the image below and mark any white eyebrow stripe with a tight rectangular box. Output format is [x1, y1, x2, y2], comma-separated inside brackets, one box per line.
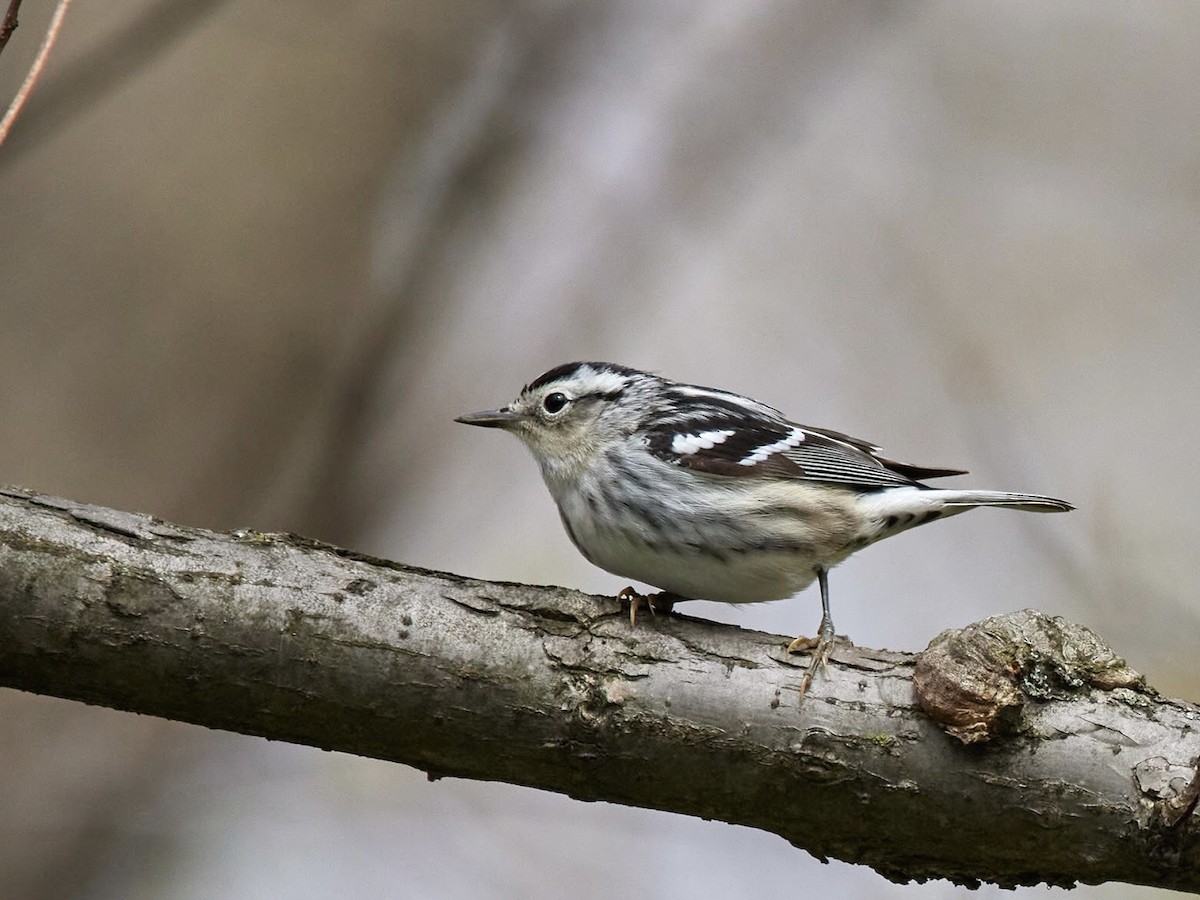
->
[739, 427, 806, 465]
[671, 429, 736, 455]
[578, 369, 633, 395]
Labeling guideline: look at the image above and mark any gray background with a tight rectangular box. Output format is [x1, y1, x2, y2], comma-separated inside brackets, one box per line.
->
[1, 2, 1196, 897]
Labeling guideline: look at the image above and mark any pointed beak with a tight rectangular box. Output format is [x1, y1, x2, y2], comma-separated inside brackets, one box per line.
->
[454, 407, 525, 429]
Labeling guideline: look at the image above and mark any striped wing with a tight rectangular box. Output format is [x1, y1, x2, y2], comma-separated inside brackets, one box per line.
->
[645, 386, 965, 488]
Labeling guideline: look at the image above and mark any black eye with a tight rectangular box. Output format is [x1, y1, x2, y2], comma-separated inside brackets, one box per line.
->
[542, 392, 569, 414]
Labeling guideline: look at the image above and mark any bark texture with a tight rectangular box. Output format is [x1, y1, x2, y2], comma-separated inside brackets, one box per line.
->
[0, 487, 1197, 891]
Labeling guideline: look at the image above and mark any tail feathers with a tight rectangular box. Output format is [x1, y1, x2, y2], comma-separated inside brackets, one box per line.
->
[932, 490, 1074, 513]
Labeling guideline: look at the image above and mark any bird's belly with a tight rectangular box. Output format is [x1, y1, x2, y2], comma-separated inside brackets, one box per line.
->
[551, 467, 864, 603]
[560, 509, 824, 603]
[606, 540, 818, 602]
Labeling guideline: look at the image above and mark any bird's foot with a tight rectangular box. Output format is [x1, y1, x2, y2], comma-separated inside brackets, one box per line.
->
[617, 587, 677, 626]
[788, 627, 839, 697]
[785, 634, 820, 654]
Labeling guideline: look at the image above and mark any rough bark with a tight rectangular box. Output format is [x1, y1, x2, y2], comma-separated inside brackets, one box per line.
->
[0, 486, 1197, 891]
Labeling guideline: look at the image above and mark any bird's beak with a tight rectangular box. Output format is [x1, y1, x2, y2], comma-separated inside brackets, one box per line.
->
[454, 408, 525, 429]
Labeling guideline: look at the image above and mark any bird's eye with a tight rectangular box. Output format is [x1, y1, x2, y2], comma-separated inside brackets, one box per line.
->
[542, 392, 569, 414]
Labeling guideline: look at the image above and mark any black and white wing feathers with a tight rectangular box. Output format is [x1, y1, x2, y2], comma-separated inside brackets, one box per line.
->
[645, 382, 965, 489]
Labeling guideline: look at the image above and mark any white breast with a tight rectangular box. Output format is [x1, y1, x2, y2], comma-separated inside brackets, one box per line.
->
[546, 455, 862, 603]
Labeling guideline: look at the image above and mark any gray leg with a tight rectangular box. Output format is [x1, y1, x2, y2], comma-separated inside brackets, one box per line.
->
[816, 565, 834, 639]
[793, 565, 837, 697]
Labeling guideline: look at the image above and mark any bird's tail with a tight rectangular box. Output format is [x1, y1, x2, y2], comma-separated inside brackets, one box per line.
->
[929, 490, 1074, 513]
[861, 486, 1072, 541]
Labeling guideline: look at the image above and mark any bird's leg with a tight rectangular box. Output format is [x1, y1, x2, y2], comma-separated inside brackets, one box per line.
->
[787, 566, 837, 695]
[617, 587, 678, 626]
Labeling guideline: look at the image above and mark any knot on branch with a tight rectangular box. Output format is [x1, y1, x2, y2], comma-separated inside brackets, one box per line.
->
[913, 609, 1148, 744]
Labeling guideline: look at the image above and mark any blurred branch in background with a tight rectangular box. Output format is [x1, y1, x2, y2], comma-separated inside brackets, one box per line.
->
[0, 0, 23, 58]
[1, 486, 1197, 894]
[0, 0, 71, 146]
[0, 0, 231, 164]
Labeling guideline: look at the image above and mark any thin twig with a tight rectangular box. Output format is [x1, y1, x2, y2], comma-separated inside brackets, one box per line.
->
[0, 0, 72, 148]
[0, 0, 235, 168]
[0, 0, 23, 59]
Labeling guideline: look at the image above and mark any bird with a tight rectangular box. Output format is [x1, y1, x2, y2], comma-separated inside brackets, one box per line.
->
[455, 361, 1073, 692]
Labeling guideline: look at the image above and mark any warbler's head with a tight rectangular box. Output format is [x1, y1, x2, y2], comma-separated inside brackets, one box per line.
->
[455, 362, 652, 477]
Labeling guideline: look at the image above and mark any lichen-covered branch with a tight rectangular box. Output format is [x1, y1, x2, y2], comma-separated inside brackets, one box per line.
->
[0, 486, 1197, 892]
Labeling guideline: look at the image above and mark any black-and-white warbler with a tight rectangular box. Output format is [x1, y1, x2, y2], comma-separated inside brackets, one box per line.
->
[457, 362, 1072, 689]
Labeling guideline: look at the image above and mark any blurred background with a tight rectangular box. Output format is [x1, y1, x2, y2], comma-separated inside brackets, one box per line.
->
[1, 1, 1196, 898]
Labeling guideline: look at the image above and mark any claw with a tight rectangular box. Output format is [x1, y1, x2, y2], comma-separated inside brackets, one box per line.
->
[786, 634, 819, 654]
[617, 586, 643, 626]
[616, 587, 677, 626]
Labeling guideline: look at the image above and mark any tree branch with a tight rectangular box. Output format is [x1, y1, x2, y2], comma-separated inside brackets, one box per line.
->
[0, 486, 1196, 891]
